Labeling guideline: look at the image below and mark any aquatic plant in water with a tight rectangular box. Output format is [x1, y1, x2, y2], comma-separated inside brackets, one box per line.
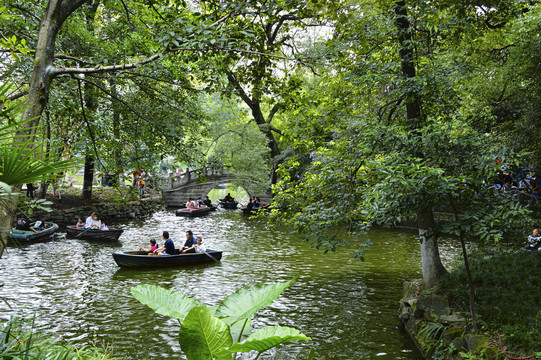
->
[131, 278, 312, 359]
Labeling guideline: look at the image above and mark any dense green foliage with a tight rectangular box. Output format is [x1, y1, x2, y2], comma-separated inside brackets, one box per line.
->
[0, 316, 118, 360]
[131, 279, 311, 359]
[438, 251, 541, 353]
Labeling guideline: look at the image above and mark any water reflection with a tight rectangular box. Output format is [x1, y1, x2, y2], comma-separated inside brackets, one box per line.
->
[0, 209, 463, 359]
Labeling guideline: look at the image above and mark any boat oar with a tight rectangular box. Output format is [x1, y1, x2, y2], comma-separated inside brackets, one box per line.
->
[76, 228, 92, 237]
[203, 251, 220, 263]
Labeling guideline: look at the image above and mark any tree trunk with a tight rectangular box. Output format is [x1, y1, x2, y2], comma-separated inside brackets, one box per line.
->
[0, 196, 17, 259]
[394, 1, 447, 287]
[417, 208, 448, 288]
[82, 154, 94, 201]
[19, 0, 86, 140]
[110, 79, 122, 183]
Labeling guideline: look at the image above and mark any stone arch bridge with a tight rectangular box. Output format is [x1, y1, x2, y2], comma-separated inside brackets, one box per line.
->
[161, 167, 270, 207]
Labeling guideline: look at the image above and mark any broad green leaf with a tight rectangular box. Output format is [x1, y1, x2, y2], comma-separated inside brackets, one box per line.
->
[215, 279, 294, 322]
[227, 326, 311, 353]
[131, 284, 202, 319]
[179, 305, 233, 360]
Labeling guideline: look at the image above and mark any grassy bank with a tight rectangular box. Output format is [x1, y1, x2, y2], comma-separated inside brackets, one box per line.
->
[0, 316, 118, 360]
[438, 250, 541, 356]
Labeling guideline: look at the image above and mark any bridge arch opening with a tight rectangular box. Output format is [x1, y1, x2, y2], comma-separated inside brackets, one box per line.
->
[206, 183, 250, 204]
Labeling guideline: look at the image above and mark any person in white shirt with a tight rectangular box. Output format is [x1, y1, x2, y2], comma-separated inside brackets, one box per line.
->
[195, 237, 206, 253]
[525, 228, 541, 251]
[30, 216, 48, 232]
[85, 211, 96, 228]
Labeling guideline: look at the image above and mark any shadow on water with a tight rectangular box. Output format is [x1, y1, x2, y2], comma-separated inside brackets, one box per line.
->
[0, 209, 466, 359]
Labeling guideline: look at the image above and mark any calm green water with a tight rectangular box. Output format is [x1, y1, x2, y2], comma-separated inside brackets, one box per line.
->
[0, 209, 462, 359]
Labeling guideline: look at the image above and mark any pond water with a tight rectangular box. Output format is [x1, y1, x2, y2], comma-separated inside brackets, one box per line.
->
[0, 209, 463, 359]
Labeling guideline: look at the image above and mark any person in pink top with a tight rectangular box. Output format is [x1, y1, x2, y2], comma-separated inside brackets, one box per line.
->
[186, 197, 197, 209]
[140, 239, 158, 254]
[76, 217, 85, 229]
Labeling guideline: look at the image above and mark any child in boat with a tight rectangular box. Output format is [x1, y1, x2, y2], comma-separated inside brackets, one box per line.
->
[195, 237, 206, 253]
[76, 217, 85, 229]
[140, 239, 158, 254]
[88, 214, 101, 229]
[100, 216, 109, 231]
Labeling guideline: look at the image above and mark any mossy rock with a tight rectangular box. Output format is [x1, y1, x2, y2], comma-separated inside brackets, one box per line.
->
[474, 344, 503, 360]
[414, 292, 451, 321]
[442, 325, 466, 347]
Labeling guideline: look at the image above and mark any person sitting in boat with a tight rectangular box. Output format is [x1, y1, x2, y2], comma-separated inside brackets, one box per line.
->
[76, 217, 85, 229]
[203, 196, 212, 207]
[140, 239, 158, 254]
[196, 197, 203, 207]
[180, 230, 197, 253]
[85, 211, 96, 228]
[186, 198, 197, 209]
[88, 213, 101, 230]
[30, 216, 49, 232]
[100, 216, 109, 231]
[224, 193, 234, 203]
[183, 236, 207, 253]
[15, 215, 31, 231]
[154, 231, 175, 256]
[524, 228, 541, 251]
[244, 197, 254, 210]
[195, 237, 206, 253]
[252, 197, 261, 209]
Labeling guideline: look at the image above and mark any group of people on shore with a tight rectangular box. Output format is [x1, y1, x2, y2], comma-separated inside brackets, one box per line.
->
[139, 230, 206, 256]
[75, 211, 109, 230]
[186, 196, 213, 209]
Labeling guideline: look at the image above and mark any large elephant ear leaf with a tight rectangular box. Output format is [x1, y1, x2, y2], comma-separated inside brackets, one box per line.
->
[227, 325, 311, 353]
[215, 279, 294, 322]
[179, 305, 233, 360]
[131, 284, 202, 319]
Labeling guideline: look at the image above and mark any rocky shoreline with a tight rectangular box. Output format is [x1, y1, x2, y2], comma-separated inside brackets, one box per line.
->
[399, 280, 503, 359]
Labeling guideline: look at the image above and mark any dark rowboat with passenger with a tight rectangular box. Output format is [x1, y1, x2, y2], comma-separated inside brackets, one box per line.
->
[112, 249, 223, 268]
[175, 206, 212, 217]
[218, 200, 238, 209]
[66, 225, 123, 241]
[9, 222, 59, 243]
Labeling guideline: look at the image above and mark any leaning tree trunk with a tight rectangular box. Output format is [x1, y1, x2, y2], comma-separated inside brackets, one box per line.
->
[19, 0, 86, 140]
[395, 0, 448, 287]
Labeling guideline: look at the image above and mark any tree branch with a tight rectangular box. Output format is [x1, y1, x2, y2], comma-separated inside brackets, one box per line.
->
[226, 71, 253, 107]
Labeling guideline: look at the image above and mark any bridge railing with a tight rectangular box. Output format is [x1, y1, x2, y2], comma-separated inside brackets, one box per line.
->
[166, 166, 232, 190]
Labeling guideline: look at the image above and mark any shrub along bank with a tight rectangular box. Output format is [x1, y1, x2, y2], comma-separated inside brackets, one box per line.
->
[400, 250, 541, 360]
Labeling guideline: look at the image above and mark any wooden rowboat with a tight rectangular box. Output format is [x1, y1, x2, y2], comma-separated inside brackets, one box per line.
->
[218, 200, 238, 209]
[66, 225, 124, 241]
[112, 249, 223, 268]
[175, 206, 212, 217]
[9, 222, 59, 243]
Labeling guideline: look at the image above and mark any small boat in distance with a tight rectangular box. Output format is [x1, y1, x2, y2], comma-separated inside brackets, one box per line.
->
[9, 222, 59, 243]
[66, 226, 124, 241]
[112, 249, 223, 268]
[218, 200, 238, 209]
[175, 206, 212, 217]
